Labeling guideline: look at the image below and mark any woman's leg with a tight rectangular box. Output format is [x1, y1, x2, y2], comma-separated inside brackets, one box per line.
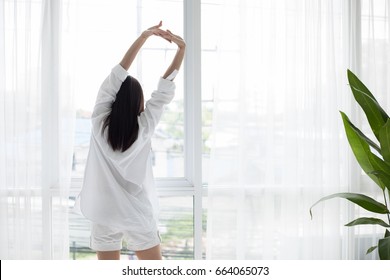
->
[135, 244, 162, 260]
[97, 250, 121, 260]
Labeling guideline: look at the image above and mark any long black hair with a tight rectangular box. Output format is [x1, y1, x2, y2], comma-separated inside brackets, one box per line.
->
[102, 75, 144, 152]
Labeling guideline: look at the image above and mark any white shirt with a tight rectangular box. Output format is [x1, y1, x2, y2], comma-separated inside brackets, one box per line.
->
[75, 64, 176, 233]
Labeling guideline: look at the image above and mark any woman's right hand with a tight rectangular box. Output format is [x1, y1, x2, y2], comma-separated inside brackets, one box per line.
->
[161, 30, 186, 79]
[166, 30, 186, 49]
[141, 21, 170, 41]
[141, 22, 185, 49]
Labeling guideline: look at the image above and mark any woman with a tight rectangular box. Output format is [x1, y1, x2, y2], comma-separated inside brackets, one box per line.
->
[76, 21, 186, 260]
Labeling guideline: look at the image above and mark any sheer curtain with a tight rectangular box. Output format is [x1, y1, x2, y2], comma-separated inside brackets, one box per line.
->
[354, 0, 390, 259]
[0, 0, 74, 259]
[206, 0, 367, 259]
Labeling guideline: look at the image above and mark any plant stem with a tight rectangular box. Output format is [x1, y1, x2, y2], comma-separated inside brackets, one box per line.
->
[388, 189, 390, 224]
[384, 189, 390, 224]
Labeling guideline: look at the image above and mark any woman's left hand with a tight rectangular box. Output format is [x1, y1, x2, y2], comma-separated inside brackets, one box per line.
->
[141, 21, 171, 42]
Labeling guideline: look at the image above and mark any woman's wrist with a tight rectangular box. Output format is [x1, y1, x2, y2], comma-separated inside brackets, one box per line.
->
[140, 32, 150, 40]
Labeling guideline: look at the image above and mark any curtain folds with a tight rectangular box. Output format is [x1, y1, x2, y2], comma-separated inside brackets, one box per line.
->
[0, 0, 74, 259]
[1, 0, 388, 261]
[207, 0, 389, 259]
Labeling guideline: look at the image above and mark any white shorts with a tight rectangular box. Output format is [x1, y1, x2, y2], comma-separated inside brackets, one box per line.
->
[90, 223, 161, 252]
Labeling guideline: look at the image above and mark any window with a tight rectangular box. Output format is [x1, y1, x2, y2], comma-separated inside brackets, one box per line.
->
[3, 0, 386, 260]
[70, 0, 184, 178]
[67, 0, 204, 259]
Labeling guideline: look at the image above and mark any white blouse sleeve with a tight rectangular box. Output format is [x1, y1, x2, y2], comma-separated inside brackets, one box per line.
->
[165, 69, 179, 81]
[91, 64, 128, 129]
[138, 76, 176, 139]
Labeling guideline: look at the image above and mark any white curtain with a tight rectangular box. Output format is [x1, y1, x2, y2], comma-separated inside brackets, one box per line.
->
[206, 0, 389, 259]
[355, 0, 390, 259]
[0, 0, 74, 259]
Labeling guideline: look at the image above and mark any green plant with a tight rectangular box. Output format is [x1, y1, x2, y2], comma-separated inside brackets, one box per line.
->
[310, 69, 390, 260]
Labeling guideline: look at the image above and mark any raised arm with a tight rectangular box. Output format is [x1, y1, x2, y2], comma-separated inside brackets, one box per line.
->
[120, 21, 169, 71]
[162, 30, 186, 80]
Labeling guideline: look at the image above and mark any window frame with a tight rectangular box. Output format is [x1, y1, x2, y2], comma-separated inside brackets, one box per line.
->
[183, 0, 203, 260]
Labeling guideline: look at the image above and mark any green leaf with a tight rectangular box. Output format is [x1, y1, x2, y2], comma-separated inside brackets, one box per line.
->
[369, 170, 390, 192]
[341, 111, 374, 171]
[347, 70, 389, 140]
[366, 246, 378, 255]
[385, 229, 390, 238]
[345, 217, 390, 228]
[368, 155, 390, 191]
[345, 116, 381, 154]
[370, 154, 390, 174]
[341, 112, 383, 188]
[347, 69, 377, 100]
[378, 237, 390, 260]
[351, 88, 386, 139]
[310, 192, 389, 219]
[379, 119, 390, 163]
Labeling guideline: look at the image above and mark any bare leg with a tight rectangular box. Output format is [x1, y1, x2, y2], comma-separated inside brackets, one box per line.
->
[135, 244, 162, 260]
[97, 250, 120, 260]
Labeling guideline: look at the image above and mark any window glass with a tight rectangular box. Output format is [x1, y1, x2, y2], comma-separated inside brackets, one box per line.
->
[201, 1, 220, 184]
[66, 0, 189, 259]
[69, 195, 194, 259]
[68, 0, 184, 179]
